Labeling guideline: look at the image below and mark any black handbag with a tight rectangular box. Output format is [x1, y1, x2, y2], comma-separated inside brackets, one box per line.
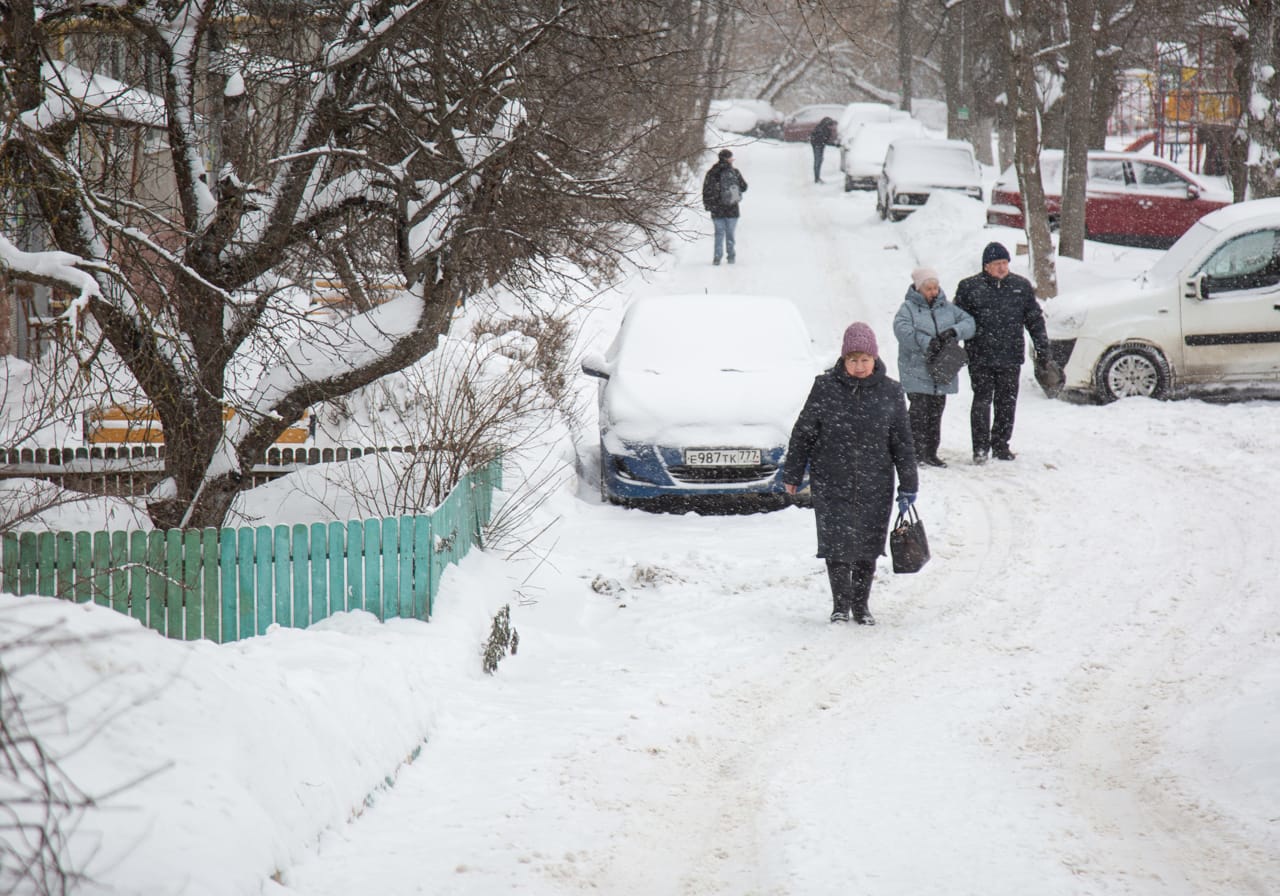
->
[926, 337, 968, 385]
[889, 505, 931, 573]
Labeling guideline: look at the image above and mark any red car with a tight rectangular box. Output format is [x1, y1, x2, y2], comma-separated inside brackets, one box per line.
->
[987, 150, 1232, 248]
[781, 104, 846, 142]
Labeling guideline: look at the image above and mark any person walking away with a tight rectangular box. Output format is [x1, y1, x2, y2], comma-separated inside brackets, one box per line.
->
[892, 267, 976, 467]
[783, 322, 918, 625]
[953, 242, 1051, 464]
[701, 148, 748, 265]
[809, 116, 838, 183]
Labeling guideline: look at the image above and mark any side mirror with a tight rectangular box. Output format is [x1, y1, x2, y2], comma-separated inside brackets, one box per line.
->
[1186, 183, 1201, 200]
[581, 351, 610, 379]
[1184, 272, 1209, 300]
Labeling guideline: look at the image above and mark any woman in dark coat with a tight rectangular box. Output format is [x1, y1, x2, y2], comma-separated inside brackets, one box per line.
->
[892, 266, 976, 467]
[783, 322, 919, 625]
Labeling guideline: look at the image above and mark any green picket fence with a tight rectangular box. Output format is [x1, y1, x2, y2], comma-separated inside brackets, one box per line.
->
[0, 459, 502, 643]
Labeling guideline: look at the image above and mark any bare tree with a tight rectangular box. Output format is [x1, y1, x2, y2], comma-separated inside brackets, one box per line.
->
[0, 0, 713, 532]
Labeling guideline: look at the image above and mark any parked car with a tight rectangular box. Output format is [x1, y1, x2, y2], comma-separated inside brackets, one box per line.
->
[840, 118, 928, 191]
[709, 98, 785, 139]
[581, 294, 819, 507]
[781, 104, 846, 142]
[876, 138, 983, 220]
[1045, 197, 1280, 402]
[987, 150, 1232, 248]
[835, 102, 908, 145]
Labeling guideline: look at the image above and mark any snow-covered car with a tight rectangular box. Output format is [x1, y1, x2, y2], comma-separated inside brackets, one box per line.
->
[840, 118, 928, 191]
[834, 102, 908, 146]
[1045, 197, 1280, 402]
[581, 294, 819, 507]
[781, 104, 846, 142]
[709, 98, 785, 139]
[987, 150, 1232, 248]
[876, 138, 983, 220]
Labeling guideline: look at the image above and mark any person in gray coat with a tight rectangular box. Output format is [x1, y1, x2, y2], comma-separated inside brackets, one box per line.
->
[783, 322, 919, 625]
[892, 267, 977, 468]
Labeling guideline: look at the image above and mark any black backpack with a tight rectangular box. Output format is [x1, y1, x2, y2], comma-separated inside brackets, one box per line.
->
[720, 169, 741, 206]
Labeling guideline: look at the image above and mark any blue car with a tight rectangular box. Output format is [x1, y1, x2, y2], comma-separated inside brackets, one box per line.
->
[581, 294, 818, 508]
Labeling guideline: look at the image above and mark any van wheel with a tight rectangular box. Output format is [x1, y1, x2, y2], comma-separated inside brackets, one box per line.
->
[844, 175, 855, 192]
[1095, 343, 1170, 402]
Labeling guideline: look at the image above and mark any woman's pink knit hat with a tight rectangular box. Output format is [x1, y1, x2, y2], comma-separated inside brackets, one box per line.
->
[841, 322, 878, 357]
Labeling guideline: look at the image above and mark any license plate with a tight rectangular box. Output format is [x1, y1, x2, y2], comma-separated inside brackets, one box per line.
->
[683, 448, 761, 466]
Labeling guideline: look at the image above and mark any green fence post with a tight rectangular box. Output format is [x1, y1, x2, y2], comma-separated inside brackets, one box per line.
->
[91, 531, 111, 607]
[18, 532, 37, 595]
[183, 529, 202, 640]
[147, 531, 166, 634]
[220, 528, 238, 644]
[413, 514, 432, 620]
[291, 524, 309, 627]
[165, 529, 184, 638]
[346, 521, 364, 613]
[110, 531, 128, 616]
[202, 528, 219, 642]
[74, 531, 93, 604]
[363, 519, 382, 620]
[129, 530, 148, 622]
[54, 531, 73, 601]
[328, 522, 346, 613]
[397, 517, 414, 620]
[273, 525, 291, 628]
[311, 522, 328, 624]
[381, 517, 399, 619]
[255, 526, 273, 634]
[1, 532, 18, 595]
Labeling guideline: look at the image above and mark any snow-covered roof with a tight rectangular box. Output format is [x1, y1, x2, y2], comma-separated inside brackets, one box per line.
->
[23, 60, 168, 132]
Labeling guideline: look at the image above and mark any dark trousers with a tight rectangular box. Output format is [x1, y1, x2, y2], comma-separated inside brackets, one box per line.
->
[969, 365, 1021, 454]
[812, 144, 826, 182]
[826, 558, 876, 615]
[908, 393, 947, 460]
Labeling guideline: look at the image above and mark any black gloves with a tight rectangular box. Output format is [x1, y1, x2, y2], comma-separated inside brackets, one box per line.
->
[940, 328, 957, 341]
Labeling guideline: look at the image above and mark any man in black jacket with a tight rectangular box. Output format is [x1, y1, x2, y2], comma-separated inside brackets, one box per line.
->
[953, 242, 1051, 464]
[809, 116, 838, 183]
[701, 149, 748, 265]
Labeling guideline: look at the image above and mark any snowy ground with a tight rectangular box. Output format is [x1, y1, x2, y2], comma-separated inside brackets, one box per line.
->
[4, 138, 1279, 896]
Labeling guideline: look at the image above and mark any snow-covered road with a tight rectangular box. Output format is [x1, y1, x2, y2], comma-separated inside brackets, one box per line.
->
[275, 140, 1280, 895]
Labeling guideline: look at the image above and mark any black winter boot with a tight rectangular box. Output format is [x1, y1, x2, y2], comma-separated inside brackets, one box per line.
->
[851, 560, 877, 625]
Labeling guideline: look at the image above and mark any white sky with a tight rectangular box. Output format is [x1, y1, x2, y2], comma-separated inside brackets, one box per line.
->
[3, 135, 1278, 896]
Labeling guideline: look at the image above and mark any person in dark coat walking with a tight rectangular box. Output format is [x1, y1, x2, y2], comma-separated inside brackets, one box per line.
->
[953, 242, 1051, 464]
[892, 267, 976, 467]
[783, 322, 918, 625]
[809, 116, 838, 183]
[701, 148, 748, 265]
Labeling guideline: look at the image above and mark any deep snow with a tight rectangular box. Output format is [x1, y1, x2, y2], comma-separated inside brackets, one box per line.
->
[3, 136, 1278, 896]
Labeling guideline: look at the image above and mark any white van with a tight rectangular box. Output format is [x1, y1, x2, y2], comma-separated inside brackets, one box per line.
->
[1045, 197, 1280, 401]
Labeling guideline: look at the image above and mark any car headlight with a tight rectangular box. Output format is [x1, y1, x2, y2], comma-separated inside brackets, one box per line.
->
[1052, 310, 1088, 332]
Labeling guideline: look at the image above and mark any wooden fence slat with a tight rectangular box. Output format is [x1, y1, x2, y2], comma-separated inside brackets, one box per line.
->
[165, 529, 184, 639]
[18, 532, 37, 595]
[397, 517, 414, 620]
[273, 525, 291, 628]
[413, 515, 432, 620]
[91, 531, 111, 607]
[255, 526, 273, 634]
[242, 528, 260, 638]
[363, 519, 382, 621]
[183, 529, 202, 640]
[327, 522, 345, 614]
[201, 528, 219, 642]
[147, 531, 166, 633]
[381, 517, 399, 619]
[39, 531, 59, 598]
[310, 523, 328, 624]
[346, 521, 363, 613]
[291, 524, 309, 627]
[129, 530, 148, 622]
[2, 532, 18, 596]
[109, 531, 128, 615]
[73, 532, 93, 603]
[220, 528, 238, 644]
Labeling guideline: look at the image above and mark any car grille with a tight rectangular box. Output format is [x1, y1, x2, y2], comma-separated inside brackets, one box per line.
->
[667, 464, 778, 484]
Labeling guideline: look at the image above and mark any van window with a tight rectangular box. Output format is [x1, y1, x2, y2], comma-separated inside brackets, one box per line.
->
[1200, 229, 1280, 294]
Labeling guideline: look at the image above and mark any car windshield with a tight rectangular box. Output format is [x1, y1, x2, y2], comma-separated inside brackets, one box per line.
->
[1148, 219, 1223, 281]
[615, 300, 811, 373]
[894, 144, 973, 175]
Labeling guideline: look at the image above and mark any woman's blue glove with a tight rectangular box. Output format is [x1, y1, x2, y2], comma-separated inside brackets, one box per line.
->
[897, 492, 916, 516]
